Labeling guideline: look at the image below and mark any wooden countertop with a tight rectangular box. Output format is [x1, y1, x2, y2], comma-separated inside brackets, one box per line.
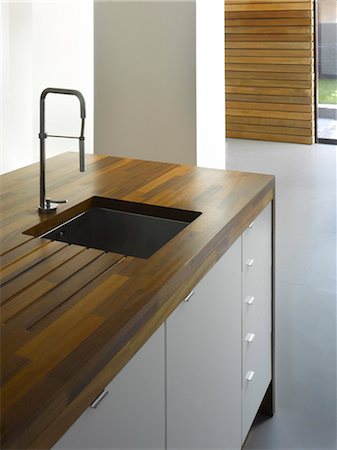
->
[0, 153, 275, 449]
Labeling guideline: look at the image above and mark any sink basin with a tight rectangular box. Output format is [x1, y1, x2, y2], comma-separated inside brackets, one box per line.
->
[39, 197, 201, 258]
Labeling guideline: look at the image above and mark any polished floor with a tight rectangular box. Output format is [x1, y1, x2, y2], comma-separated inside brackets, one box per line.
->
[318, 118, 337, 141]
[226, 139, 337, 450]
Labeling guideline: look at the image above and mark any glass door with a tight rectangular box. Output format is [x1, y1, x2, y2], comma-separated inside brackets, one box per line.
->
[316, 0, 337, 144]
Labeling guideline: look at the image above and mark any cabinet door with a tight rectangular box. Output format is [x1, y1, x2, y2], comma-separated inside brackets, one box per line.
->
[166, 238, 242, 450]
[54, 325, 165, 450]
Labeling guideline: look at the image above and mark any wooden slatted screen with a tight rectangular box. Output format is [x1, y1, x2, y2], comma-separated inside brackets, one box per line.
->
[225, 0, 315, 144]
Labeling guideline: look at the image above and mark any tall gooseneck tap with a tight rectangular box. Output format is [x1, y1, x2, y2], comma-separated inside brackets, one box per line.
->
[39, 87, 86, 213]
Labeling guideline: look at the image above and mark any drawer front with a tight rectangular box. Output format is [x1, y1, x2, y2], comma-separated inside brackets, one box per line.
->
[242, 261, 271, 335]
[242, 315, 272, 442]
[243, 315, 272, 376]
[242, 203, 272, 269]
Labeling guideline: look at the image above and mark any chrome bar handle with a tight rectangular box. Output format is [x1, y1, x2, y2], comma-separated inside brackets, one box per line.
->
[183, 291, 194, 303]
[245, 333, 255, 343]
[245, 296, 255, 305]
[90, 389, 109, 409]
[246, 370, 255, 382]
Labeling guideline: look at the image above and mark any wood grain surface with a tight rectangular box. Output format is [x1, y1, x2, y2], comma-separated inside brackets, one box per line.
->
[225, 0, 315, 144]
[0, 153, 275, 449]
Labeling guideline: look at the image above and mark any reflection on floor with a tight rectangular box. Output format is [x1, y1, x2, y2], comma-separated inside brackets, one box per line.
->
[226, 138, 337, 450]
[318, 118, 337, 141]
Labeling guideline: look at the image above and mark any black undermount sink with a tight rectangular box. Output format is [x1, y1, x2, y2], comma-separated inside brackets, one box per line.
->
[39, 197, 201, 259]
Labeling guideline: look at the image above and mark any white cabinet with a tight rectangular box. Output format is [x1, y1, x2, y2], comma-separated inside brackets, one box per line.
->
[54, 325, 165, 450]
[53, 203, 273, 450]
[166, 238, 242, 450]
[241, 204, 272, 442]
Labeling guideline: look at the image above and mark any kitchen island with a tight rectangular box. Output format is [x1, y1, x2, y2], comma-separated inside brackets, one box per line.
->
[0, 153, 275, 449]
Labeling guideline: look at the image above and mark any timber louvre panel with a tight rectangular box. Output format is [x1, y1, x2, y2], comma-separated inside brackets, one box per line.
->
[225, 0, 315, 144]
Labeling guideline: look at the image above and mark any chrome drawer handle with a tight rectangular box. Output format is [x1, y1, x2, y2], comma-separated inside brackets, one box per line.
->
[245, 296, 255, 305]
[245, 333, 255, 343]
[246, 370, 255, 382]
[90, 389, 109, 409]
[248, 221, 255, 229]
[183, 291, 194, 303]
[246, 258, 255, 267]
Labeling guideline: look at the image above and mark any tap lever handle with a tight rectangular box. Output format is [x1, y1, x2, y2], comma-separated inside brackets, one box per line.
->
[46, 199, 68, 206]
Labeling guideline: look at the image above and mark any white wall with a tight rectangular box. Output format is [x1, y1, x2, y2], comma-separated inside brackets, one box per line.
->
[1, 2, 34, 173]
[1, 0, 225, 173]
[196, 0, 226, 169]
[31, 0, 93, 162]
[94, 0, 196, 165]
[0, 0, 93, 174]
[95, 0, 225, 169]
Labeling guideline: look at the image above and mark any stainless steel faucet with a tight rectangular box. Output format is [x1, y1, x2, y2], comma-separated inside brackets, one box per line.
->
[38, 87, 86, 213]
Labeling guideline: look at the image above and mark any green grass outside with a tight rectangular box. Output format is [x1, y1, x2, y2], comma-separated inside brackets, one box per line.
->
[318, 78, 337, 105]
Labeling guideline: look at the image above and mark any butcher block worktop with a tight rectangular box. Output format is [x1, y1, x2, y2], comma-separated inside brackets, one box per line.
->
[0, 153, 275, 449]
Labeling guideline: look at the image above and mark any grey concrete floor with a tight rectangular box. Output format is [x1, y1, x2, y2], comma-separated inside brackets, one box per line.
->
[226, 139, 337, 450]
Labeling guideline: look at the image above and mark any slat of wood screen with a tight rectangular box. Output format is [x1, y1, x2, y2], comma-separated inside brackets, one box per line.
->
[225, 18, 311, 26]
[226, 123, 312, 136]
[226, 10, 312, 18]
[226, 115, 313, 129]
[225, 3, 312, 12]
[226, 78, 313, 88]
[226, 33, 313, 41]
[225, 41, 312, 49]
[226, 86, 312, 96]
[226, 0, 311, 3]
[226, 26, 312, 34]
[226, 49, 312, 57]
[225, 63, 313, 72]
[226, 56, 311, 64]
[227, 109, 313, 120]
[226, 101, 313, 112]
[226, 94, 313, 104]
[224, 0, 315, 145]
[225, 70, 313, 80]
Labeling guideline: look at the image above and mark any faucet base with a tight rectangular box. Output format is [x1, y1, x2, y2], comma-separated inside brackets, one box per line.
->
[38, 203, 59, 214]
[38, 199, 68, 214]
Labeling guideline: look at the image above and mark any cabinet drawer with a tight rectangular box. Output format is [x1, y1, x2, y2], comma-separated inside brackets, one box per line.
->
[242, 317, 272, 442]
[242, 203, 272, 274]
[242, 263, 271, 335]
[243, 315, 271, 374]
